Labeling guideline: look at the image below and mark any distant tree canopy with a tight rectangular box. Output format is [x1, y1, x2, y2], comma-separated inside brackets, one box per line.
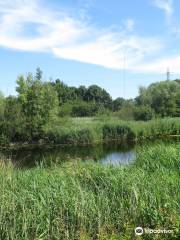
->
[53, 79, 77, 104]
[0, 68, 180, 144]
[53, 79, 180, 118]
[53, 80, 112, 108]
[175, 79, 180, 84]
[113, 98, 126, 111]
[83, 85, 112, 107]
[134, 105, 155, 121]
[136, 80, 180, 117]
[0, 91, 5, 122]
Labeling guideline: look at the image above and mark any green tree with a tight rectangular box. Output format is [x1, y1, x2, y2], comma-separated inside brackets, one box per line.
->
[116, 100, 136, 120]
[0, 91, 5, 121]
[136, 81, 180, 117]
[35, 67, 43, 81]
[71, 100, 98, 117]
[76, 85, 87, 100]
[53, 79, 72, 104]
[0, 91, 7, 144]
[2, 96, 26, 142]
[134, 105, 155, 121]
[113, 97, 125, 111]
[84, 85, 112, 107]
[16, 73, 59, 140]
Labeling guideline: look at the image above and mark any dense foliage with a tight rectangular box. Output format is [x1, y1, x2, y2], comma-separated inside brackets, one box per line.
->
[136, 81, 180, 117]
[0, 68, 180, 144]
[0, 143, 179, 239]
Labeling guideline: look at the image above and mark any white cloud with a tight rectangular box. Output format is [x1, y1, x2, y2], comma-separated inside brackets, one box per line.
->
[53, 34, 161, 70]
[153, 0, 174, 23]
[132, 54, 180, 73]
[0, 0, 163, 71]
[153, 0, 180, 39]
[0, 0, 85, 51]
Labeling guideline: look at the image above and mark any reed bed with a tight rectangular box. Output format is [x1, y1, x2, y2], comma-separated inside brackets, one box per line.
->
[0, 143, 179, 239]
[44, 117, 180, 144]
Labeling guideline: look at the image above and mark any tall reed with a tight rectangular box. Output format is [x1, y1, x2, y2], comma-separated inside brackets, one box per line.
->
[0, 143, 179, 239]
[44, 117, 180, 145]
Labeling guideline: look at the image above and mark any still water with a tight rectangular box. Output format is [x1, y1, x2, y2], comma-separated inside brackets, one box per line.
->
[2, 139, 178, 168]
[3, 143, 136, 168]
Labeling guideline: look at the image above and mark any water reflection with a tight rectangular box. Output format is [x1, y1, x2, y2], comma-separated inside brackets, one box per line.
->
[2, 143, 135, 168]
[0, 138, 179, 168]
[100, 150, 135, 166]
[1, 139, 178, 169]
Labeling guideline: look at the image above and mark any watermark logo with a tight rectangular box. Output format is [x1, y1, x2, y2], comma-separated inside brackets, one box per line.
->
[135, 226, 174, 236]
[135, 227, 144, 236]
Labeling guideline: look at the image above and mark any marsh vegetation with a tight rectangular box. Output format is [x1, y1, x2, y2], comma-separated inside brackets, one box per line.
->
[0, 143, 179, 239]
[0, 68, 179, 146]
[0, 69, 179, 239]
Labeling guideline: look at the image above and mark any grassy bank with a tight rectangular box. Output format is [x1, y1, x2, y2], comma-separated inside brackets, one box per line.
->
[43, 117, 180, 145]
[0, 143, 179, 239]
[1, 117, 179, 147]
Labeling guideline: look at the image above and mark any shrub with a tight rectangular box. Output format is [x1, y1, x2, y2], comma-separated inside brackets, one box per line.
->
[60, 128, 94, 144]
[134, 106, 155, 121]
[72, 101, 98, 117]
[102, 124, 136, 141]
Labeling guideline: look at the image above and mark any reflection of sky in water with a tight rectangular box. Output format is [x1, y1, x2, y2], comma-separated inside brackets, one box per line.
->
[100, 151, 135, 166]
[5, 144, 136, 168]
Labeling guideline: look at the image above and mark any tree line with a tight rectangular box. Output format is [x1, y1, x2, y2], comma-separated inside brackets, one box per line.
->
[0, 68, 179, 144]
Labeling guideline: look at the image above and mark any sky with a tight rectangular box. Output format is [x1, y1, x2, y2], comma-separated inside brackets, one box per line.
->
[0, 0, 180, 99]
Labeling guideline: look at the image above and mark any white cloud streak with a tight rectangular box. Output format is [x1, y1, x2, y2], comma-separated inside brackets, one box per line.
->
[0, 0, 166, 72]
[153, 0, 174, 23]
[132, 54, 180, 73]
[53, 34, 161, 70]
[0, 0, 85, 51]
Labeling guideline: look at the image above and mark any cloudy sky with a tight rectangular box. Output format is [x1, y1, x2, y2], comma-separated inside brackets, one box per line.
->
[0, 0, 180, 98]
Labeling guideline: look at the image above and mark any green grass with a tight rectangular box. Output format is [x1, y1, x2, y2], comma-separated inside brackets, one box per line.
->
[0, 142, 179, 239]
[44, 117, 180, 145]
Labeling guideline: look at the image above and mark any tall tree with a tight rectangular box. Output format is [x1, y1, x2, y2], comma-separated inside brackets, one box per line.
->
[35, 67, 43, 81]
[84, 85, 112, 107]
[136, 80, 180, 117]
[16, 73, 59, 139]
[113, 97, 125, 111]
[0, 96, 26, 142]
[0, 91, 5, 121]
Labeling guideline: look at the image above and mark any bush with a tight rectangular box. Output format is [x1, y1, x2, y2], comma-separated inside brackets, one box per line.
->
[59, 102, 73, 117]
[134, 106, 155, 121]
[72, 101, 98, 117]
[60, 128, 94, 144]
[59, 101, 100, 117]
[114, 104, 136, 120]
[0, 133, 10, 146]
[103, 124, 136, 141]
[45, 127, 95, 145]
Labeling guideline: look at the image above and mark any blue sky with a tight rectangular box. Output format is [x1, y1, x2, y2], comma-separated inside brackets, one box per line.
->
[0, 0, 180, 99]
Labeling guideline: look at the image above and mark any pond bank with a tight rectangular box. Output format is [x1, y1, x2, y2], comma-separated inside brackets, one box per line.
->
[1, 118, 180, 149]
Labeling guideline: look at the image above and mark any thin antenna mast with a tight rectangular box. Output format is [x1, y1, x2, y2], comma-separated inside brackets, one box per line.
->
[167, 68, 170, 81]
[123, 54, 126, 98]
[123, 49, 127, 98]
[166, 68, 173, 81]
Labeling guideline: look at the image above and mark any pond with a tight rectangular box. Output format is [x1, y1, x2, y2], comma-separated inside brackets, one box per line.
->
[2, 143, 136, 168]
[2, 139, 178, 168]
